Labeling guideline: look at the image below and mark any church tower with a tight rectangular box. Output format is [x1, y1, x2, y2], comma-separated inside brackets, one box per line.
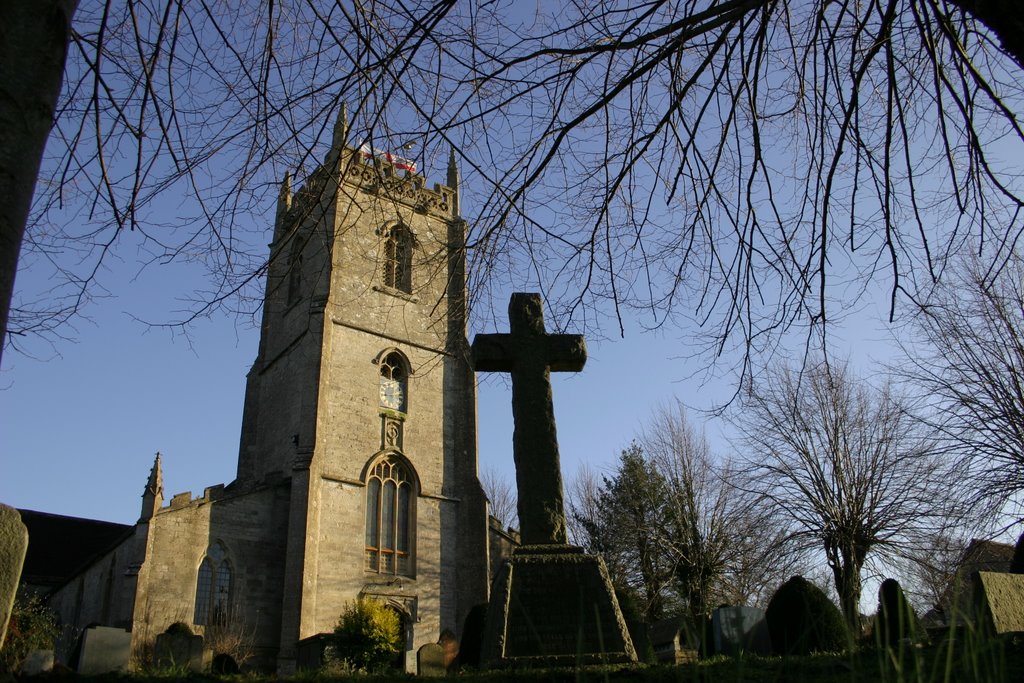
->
[236, 109, 490, 670]
[41, 108, 491, 674]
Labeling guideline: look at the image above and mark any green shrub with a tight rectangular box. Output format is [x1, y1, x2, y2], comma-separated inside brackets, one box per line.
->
[0, 596, 58, 672]
[765, 576, 849, 655]
[332, 598, 402, 672]
[876, 578, 919, 649]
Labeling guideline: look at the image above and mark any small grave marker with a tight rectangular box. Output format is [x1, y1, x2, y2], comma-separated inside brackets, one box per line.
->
[712, 606, 772, 656]
[76, 625, 131, 674]
[417, 642, 446, 676]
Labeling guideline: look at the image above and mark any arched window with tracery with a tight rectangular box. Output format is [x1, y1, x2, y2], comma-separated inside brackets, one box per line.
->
[365, 457, 415, 576]
[378, 351, 408, 413]
[194, 542, 232, 626]
[383, 225, 413, 293]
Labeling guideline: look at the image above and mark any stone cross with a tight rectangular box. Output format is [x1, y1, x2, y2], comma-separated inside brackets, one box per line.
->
[472, 293, 586, 545]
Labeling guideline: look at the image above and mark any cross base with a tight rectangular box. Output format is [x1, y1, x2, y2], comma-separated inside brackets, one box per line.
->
[482, 545, 637, 668]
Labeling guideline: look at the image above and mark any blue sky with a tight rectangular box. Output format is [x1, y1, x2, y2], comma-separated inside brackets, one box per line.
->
[0, 177, 899, 527]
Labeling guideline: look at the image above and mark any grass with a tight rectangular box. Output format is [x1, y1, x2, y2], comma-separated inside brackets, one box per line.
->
[22, 636, 1022, 683]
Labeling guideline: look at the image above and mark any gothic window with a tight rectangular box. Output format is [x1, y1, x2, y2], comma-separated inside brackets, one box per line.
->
[383, 225, 413, 293]
[194, 542, 232, 626]
[378, 351, 408, 413]
[365, 457, 415, 576]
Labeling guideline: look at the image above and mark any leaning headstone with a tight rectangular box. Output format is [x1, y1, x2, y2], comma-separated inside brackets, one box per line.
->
[75, 626, 131, 674]
[973, 571, 1024, 633]
[296, 633, 333, 671]
[712, 606, 772, 656]
[473, 294, 636, 667]
[154, 631, 207, 672]
[417, 643, 446, 677]
[0, 504, 28, 649]
[20, 649, 54, 675]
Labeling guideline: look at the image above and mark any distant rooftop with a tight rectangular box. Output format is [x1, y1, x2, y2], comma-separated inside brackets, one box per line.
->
[17, 508, 132, 590]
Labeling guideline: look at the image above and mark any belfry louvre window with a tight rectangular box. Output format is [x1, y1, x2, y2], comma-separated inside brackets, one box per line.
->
[383, 225, 413, 293]
[365, 457, 414, 575]
[194, 542, 232, 626]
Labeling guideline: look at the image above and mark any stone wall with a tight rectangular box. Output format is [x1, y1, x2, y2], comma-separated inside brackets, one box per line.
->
[48, 528, 143, 639]
[131, 481, 291, 669]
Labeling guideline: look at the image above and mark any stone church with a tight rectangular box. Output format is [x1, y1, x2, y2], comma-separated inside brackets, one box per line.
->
[39, 110, 505, 672]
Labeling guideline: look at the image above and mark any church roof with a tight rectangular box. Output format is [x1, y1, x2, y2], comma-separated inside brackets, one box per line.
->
[17, 508, 133, 589]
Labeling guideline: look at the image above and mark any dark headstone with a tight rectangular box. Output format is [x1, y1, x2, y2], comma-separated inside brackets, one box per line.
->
[154, 631, 207, 672]
[472, 294, 635, 667]
[417, 643, 446, 677]
[211, 652, 240, 674]
[296, 633, 334, 671]
[712, 606, 772, 656]
[0, 504, 28, 649]
[457, 604, 487, 669]
[75, 626, 131, 675]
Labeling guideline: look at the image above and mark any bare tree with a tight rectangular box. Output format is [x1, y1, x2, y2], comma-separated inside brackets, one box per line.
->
[569, 405, 796, 622]
[480, 466, 517, 530]
[641, 403, 735, 620]
[900, 253, 1024, 526]
[733, 359, 953, 629]
[900, 533, 969, 616]
[6, 0, 1024, 385]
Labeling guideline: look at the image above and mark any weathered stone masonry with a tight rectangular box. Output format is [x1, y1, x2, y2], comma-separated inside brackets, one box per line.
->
[46, 111, 493, 673]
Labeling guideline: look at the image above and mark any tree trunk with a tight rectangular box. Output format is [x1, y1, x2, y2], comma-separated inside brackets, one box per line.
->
[0, 0, 77, 366]
[831, 547, 865, 635]
[946, 0, 1024, 70]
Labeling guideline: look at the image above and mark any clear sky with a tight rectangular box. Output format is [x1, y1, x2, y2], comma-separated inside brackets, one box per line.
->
[0, 157, 900, 527]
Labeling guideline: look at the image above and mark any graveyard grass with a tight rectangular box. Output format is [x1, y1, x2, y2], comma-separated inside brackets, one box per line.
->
[24, 633, 1022, 683]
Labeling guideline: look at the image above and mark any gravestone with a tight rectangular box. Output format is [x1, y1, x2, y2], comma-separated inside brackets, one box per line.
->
[20, 649, 54, 675]
[296, 633, 334, 671]
[973, 571, 1024, 633]
[473, 293, 636, 667]
[0, 504, 28, 649]
[75, 625, 131, 674]
[154, 631, 207, 672]
[417, 643, 446, 676]
[712, 606, 772, 656]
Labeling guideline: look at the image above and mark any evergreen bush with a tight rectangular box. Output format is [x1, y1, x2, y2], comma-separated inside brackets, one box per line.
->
[876, 578, 919, 648]
[332, 598, 402, 672]
[765, 576, 849, 655]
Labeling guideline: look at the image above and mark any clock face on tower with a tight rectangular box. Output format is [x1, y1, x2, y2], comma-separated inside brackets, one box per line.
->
[380, 378, 405, 411]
